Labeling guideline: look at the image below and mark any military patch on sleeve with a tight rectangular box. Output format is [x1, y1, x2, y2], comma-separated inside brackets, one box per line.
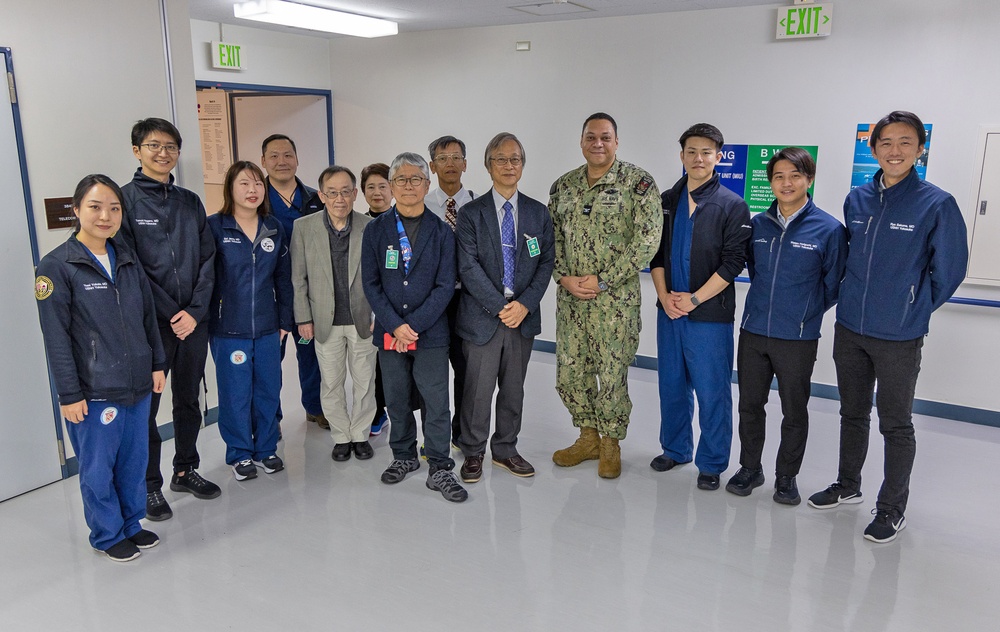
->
[35, 276, 53, 300]
[634, 175, 654, 196]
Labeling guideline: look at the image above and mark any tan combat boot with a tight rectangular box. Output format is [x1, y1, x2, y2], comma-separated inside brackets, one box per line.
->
[597, 435, 621, 479]
[552, 427, 600, 467]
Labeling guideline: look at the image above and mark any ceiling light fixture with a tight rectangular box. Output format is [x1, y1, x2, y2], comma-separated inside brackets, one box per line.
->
[233, 1, 398, 38]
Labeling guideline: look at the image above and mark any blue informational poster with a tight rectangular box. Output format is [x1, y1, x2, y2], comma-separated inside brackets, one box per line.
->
[851, 123, 932, 190]
[715, 143, 749, 198]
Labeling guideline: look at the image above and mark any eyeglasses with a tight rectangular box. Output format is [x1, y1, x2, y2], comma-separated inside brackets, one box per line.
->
[433, 154, 465, 164]
[490, 156, 523, 167]
[141, 142, 180, 155]
[392, 176, 428, 187]
[322, 189, 355, 199]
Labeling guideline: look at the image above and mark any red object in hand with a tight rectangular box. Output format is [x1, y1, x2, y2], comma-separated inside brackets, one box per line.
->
[384, 333, 416, 351]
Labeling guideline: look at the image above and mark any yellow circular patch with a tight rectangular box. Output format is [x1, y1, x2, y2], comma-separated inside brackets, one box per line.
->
[35, 276, 53, 300]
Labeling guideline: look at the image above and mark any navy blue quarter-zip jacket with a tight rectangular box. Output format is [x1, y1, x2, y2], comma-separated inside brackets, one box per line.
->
[652, 172, 752, 322]
[119, 169, 216, 327]
[837, 168, 968, 341]
[35, 235, 166, 406]
[741, 197, 848, 340]
[207, 213, 294, 338]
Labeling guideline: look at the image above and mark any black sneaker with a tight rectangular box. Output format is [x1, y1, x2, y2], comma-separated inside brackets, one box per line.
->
[864, 509, 906, 543]
[773, 475, 801, 505]
[697, 473, 720, 491]
[128, 529, 160, 549]
[103, 538, 141, 562]
[145, 490, 172, 521]
[171, 468, 222, 498]
[725, 467, 765, 496]
[232, 459, 258, 481]
[807, 482, 863, 509]
[253, 455, 284, 474]
[426, 468, 469, 503]
[381, 459, 420, 484]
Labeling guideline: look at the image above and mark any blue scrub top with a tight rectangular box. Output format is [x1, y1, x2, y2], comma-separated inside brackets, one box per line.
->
[670, 189, 692, 293]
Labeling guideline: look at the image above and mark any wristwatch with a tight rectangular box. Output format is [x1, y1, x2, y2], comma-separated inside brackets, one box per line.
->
[690, 293, 701, 306]
[597, 276, 608, 292]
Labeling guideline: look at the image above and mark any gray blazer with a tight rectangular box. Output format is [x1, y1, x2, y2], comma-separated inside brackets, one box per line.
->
[291, 210, 373, 342]
[455, 190, 555, 345]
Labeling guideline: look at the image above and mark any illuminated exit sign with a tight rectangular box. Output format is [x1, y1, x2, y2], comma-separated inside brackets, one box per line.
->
[211, 41, 245, 70]
[776, 3, 833, 40]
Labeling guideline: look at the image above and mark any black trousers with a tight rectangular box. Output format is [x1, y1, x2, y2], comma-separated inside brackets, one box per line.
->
[736, 330, 818, 477]
[447, 291, 466, 443]
[834, 323, 922, 518]
[146, 323, 208, 491]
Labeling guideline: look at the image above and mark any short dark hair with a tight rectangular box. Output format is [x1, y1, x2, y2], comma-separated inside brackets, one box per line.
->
[72, 174, 124, 231]
[318, 165, 357, 189]
[582, 112, 617, 136]
[428, 135, 467, 160]
[360, 163, 390, 189]
[869, 111, 926, 148]
[262, 134, 297, 156]
[483, 132, 526, 170]
[131, 118, 182, 149]
[766, 147, 816, 182]
[220, 161, 269, 216]
[679, 123, 724, 151]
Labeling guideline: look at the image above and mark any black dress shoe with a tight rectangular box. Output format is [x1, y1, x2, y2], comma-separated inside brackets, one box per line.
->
[650, 455, 691, 472]
[493, 454, 535, 478]
[331, 443, 352, 461]
[352, 441, 374, 460]
[725, 467, 765, 496]
[773, 475, 801, 505]
[697, 472, 721, 490]
[460, 454, 484, 483]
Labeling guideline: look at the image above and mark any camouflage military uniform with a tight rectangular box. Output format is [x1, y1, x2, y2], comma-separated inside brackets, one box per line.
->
[548, 160, 662, 439]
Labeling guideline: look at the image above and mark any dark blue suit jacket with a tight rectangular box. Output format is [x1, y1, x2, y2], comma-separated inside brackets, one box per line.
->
[455, 190, 555, 345]
[361, 206, 456, 348]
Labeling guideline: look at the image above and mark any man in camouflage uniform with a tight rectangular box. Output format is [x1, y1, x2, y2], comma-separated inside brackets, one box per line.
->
[548, 112, 662, 479]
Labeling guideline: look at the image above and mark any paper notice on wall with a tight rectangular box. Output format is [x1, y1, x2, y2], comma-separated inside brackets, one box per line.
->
[197, 90, 233, 185]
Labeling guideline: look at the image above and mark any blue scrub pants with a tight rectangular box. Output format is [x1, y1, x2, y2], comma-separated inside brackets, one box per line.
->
[211, 332, 281, 465]
[65, 395, 151, 551]
[656, 310, 734, 475]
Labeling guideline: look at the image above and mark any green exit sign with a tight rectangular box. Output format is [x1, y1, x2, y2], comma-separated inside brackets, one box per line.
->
[776, 3, 833, 40]
[211, 41, 245, 70]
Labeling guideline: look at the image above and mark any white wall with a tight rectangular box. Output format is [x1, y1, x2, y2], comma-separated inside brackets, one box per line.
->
[324, 0, 1000, 413]
[1, 0, 210, 453]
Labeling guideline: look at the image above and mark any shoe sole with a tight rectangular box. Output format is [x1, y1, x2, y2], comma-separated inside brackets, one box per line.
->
[725, 478, 764, 496]
[773, 493, 802, 506]
[492, 459, 535, 478]
[807, 494, 864, 510]
[460, 470, 482, 483]
[145, 510, 172, 522]
[253, 460, 284, 474]
[864, 518, 906, 543]
[231, 468, 257, 481]
[95, 547, 141, 562]
[650, 458, 691, 472]
[169, 483, 223, 498]
[130, 538, 160, 550]
[425, 480, 468, 503]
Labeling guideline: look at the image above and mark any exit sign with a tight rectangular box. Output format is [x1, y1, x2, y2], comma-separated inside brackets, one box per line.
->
[211, 41, 245, 70]
[776, 3, 833, 40]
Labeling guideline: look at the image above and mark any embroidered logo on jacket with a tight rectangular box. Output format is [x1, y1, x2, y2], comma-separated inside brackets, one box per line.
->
[35, 276, 53, 300]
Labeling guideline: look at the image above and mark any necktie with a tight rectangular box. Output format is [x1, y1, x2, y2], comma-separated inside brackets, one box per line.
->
[445, 197, 457, 230]
[501, 201, 515, 291]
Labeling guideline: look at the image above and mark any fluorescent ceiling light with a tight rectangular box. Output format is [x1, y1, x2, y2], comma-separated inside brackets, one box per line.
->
[234, 1, 398, 38]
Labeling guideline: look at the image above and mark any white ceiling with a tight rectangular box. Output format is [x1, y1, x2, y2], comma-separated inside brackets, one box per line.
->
[190, 0, 780, 36]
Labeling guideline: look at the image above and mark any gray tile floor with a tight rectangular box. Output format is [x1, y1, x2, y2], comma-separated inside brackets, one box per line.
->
[2, 353, 998, 631]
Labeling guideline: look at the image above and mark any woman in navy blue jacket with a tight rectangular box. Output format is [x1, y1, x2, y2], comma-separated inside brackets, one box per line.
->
[35, 174, 166, 562]
[208, 161, 294, 481]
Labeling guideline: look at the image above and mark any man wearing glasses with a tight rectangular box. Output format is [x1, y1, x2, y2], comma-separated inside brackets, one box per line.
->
[290, 166, 377, 462]
[362, 153, 467, 503]
[119, 118, 221, 521]
[454, 133, 555, 483]
[549, 113, 662, 479]
[424, 135, 475, 448]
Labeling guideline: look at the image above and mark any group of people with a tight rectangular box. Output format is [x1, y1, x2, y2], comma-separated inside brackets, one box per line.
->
[33, 108, 967, 562]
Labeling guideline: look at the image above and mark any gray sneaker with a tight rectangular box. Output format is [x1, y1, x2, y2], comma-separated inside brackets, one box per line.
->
[381, 459, 420, 484]
[426, 468, 469, 503]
